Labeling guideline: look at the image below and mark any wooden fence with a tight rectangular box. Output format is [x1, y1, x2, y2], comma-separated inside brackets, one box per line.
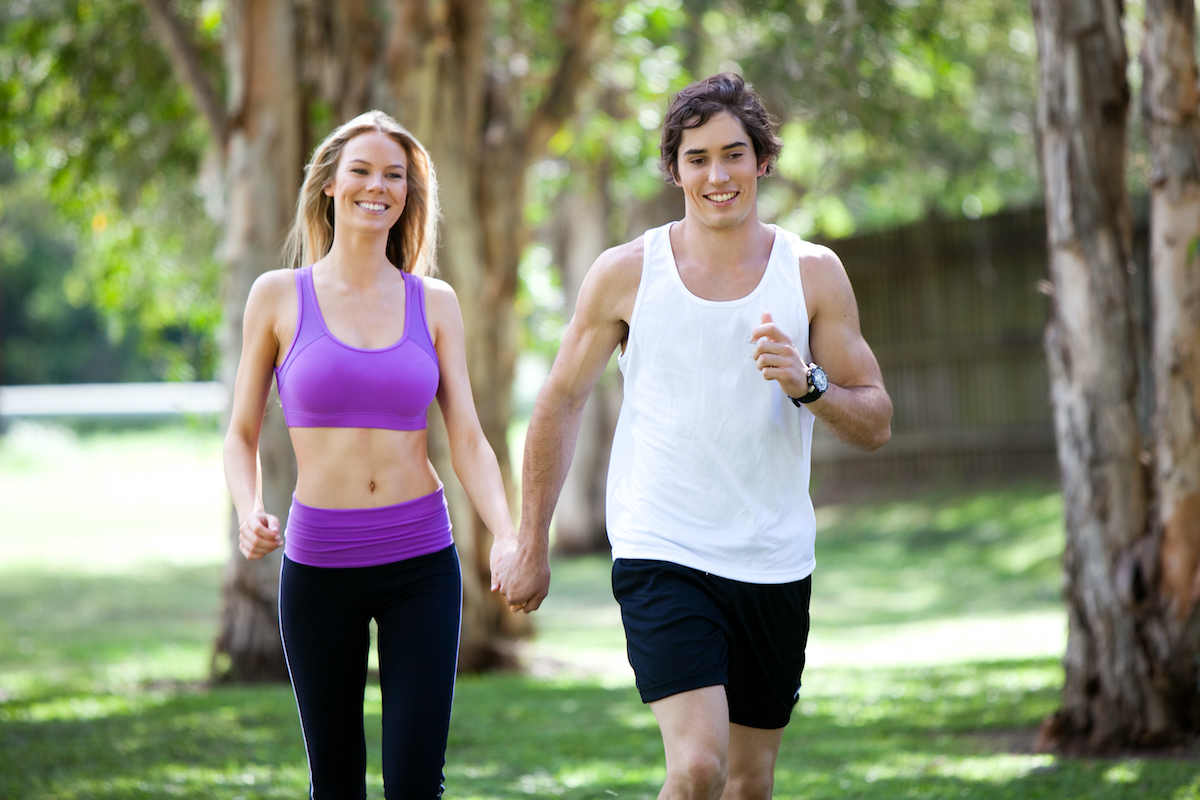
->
[812, 205, 1073, 495]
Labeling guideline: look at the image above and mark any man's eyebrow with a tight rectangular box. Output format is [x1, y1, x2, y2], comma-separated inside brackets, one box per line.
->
[682, 141, 750, 156]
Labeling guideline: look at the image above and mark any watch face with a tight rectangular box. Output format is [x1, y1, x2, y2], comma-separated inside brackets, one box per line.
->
[811, 366, 828, 392]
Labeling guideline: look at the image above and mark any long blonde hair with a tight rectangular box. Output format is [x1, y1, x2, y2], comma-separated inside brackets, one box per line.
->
[284, 110, 440, 276]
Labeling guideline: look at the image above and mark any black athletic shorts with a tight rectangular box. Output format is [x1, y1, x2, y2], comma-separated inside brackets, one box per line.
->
[611, 558, 812, 730]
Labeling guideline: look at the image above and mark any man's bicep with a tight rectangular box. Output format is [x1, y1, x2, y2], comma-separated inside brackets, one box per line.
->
[547, 310, 625, 404]
[808, 261, 884, 391]
[547, 246, 638, 402]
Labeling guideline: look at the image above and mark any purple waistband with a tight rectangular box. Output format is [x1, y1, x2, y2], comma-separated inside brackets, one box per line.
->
[284, 487, 454, 568]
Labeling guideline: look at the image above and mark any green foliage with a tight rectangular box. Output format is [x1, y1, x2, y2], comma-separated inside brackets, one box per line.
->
[0, 161, 162, 383]
[714, 0, 1042, 236]
[0, 0, 222, 381]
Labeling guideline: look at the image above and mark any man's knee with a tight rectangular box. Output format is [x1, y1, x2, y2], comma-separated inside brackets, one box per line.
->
[721, 770, 773, 800]
[666, 747, 728, 799]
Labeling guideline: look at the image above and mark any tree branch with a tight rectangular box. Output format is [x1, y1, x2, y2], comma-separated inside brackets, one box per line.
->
[141, 0, 229, 147]
[524, 0, 608, 158]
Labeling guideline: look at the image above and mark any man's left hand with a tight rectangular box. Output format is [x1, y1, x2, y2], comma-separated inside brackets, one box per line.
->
[751, 311, 809, 398]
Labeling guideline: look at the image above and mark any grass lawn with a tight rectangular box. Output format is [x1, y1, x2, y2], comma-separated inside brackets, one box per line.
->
[0, 421, 1197, 799]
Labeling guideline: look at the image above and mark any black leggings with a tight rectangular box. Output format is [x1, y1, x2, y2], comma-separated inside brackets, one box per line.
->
[279, 546, 462, 799]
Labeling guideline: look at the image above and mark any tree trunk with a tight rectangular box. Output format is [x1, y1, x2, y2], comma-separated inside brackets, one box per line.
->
[375, 0, 526, 669]
[1031, 0, 1159, 752]
[1140, 0, 1200, 732]
[548, 173, 615, 554]
[210, 0, 304, 682]
[374, 0, 607, 667]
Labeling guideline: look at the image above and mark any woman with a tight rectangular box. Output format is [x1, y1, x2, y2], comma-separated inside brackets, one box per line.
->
[223, 110, 517, 799]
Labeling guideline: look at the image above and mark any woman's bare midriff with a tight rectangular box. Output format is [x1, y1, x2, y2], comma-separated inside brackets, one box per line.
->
[289, 427, 440, 509]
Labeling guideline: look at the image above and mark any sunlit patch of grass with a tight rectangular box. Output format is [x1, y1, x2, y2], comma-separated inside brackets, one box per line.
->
[813, 483, 1065, 628]
[0, 422, 228, 572]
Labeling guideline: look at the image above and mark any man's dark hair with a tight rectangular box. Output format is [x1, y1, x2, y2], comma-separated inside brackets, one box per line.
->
[658, 73, 783, 182]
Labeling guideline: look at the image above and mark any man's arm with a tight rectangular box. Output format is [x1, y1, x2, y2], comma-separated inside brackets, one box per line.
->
[491, 240, 642, 612]
[752, 245, 891, 451]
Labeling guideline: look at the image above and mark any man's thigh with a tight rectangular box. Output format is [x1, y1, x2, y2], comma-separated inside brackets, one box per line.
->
[650, 685, 730, 767]
[724, 723, 785, 799]
[612, 559, 731, 703]
[612, 559, 811, 729]
[725, 575, 812, 729]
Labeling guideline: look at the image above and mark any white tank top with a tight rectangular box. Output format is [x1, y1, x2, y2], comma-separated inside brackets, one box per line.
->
[605, 222, 818, 583]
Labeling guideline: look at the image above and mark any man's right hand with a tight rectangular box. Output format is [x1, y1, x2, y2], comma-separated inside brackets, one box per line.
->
[490, 534, 551, 613]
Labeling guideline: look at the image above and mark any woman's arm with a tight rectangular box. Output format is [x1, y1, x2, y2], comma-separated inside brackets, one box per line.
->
[223, 270, 292, 559]
[424, 278, 523, 594]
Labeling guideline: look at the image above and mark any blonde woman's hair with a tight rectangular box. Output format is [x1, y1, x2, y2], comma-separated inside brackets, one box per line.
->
[284, 110, 440, 276]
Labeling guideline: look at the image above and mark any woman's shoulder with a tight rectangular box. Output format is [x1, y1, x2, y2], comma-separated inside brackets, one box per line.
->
[244, 268, 299, 314]
[418, 274, 458, 307]
[250, 267, 300, 295]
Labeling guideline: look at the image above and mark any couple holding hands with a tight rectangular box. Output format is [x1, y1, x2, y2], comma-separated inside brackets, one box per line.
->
[224, 73, 890, 800]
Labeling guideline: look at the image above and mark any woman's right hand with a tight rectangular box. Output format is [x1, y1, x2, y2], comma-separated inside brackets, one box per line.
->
[238, 512, 282, 560]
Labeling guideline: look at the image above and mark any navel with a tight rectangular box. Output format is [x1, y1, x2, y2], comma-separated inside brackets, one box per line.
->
[369, 480, 377, 493]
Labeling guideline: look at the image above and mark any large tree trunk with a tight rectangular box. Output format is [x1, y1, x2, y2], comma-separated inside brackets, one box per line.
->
[1033, 0, 1200, 751]
[1031, 0, 1156, 751]
[379, 0, 524, 667]
[377, 0, 605, 667]
[548, 172, 615, 554]
[1140, 0, 1200, 732]
[210, 0, 304, 682]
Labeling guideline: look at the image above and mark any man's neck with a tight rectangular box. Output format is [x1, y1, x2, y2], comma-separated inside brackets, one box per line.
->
[670, 216, 775, 301]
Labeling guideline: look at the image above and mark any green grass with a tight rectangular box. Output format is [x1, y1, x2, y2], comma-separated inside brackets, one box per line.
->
[1, 422, 1197, 799]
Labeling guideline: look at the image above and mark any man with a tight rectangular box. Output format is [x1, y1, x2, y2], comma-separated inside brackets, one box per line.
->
[492, 73, 892, 799]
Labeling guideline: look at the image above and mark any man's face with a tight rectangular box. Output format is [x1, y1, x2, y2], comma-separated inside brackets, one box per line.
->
[673, 111, 767, 230]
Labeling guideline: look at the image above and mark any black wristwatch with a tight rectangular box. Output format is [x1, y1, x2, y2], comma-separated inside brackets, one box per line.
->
[790, 363, 828, 406]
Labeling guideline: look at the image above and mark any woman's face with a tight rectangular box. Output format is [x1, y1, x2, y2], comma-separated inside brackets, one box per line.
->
[323, 131, 409, 236]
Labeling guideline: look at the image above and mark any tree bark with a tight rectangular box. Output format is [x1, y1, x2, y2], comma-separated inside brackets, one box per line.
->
[1140, 0, 1200, 731]
[209, 0, 305, 682]
[548, 174, 616, 555]
[1031, 0, 1158, 751]
[141, 0, 303, 683]
[371, 0, 607, 667]
[1034, 0, 1200, 751]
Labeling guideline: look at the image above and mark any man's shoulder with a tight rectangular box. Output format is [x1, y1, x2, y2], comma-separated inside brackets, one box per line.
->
[589, 234, 647, 288]
[771, 226, 839, 271]
[600, 234, 647, 270]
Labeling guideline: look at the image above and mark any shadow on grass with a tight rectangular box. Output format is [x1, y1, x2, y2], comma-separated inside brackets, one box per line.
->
[812, 482, 1066, 627]
[0, 684, 307, 799]
[4, 660, 1197, 800]
[0, 565, 223, 695]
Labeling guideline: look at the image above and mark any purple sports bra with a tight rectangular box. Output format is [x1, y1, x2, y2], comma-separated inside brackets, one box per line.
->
[274, 266, 440, 430]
